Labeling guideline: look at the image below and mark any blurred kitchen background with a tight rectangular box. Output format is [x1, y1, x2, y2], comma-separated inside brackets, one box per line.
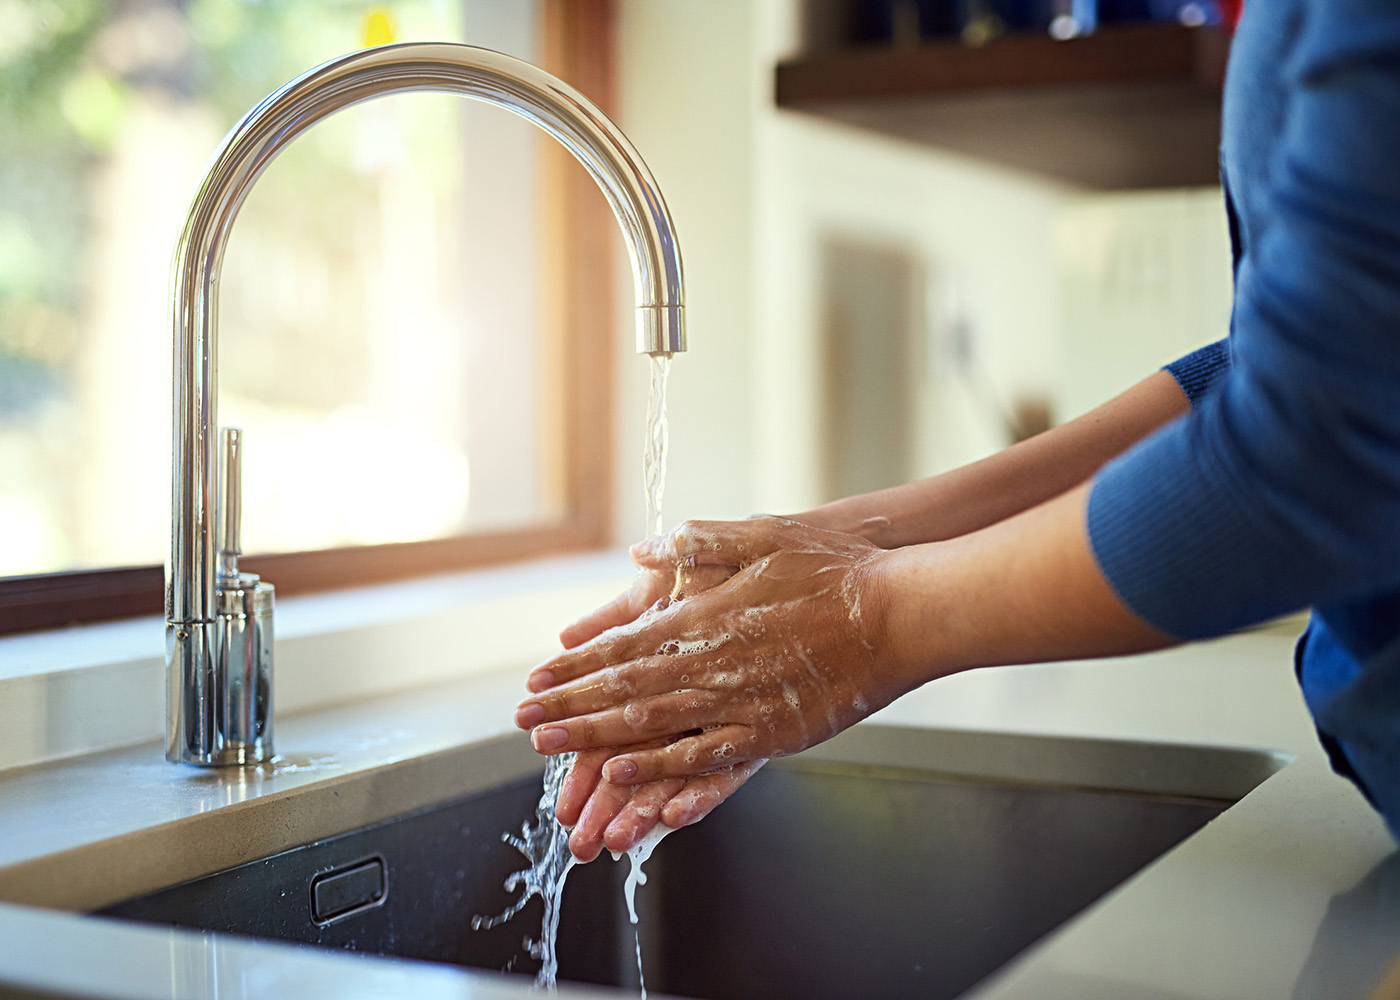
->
[0, 0, 1232, 580]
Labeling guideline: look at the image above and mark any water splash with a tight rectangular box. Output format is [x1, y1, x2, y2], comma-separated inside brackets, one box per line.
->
[472, 762, 675, 996]
[471, 752, 578, 990]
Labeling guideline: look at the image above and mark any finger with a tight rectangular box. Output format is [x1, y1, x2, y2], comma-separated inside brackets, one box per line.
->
[518, 664, 637, 728]
[529, 613, 691, 694]
[526, 642, 617, 695]
[554, 749, 609, 828]
[661, 758, 767, 828]
[602, 724, 764, 784]
[527, 595, 731, 694]
[568, 778, 632, 863]
[559, 595, 632, 650]
[656, 517, 805, 569]
[670, 559, 739, 602]
[628, 537, 671, 571]
[602, 779, 684, 854]
[631, 527, 758, 571]
[527, 690, 726, 755]
[557, 571, 667, 650]
[517, 656, 716, 729]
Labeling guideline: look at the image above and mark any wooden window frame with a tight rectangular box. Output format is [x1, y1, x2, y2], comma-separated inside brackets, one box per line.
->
[0, 0, 616, 635]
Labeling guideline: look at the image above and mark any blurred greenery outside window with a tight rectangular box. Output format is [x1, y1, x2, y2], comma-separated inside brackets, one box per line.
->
[0, 0, 574, 587]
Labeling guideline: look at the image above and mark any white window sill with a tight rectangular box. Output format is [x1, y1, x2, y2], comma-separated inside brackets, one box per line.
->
[0, 550, 634, 772]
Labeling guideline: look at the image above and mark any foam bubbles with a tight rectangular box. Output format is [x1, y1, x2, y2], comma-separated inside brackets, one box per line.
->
[670, 634, 731, 656]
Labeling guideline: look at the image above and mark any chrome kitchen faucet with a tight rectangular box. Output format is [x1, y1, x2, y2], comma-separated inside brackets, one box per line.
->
[167, 43, 685, 765]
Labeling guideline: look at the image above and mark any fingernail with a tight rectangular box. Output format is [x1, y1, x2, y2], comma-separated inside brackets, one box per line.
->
[532, 726, 570, 752]
[514, 702, 545, 728]
[605, 758, 638, 782]
[527, 670, 555, 693]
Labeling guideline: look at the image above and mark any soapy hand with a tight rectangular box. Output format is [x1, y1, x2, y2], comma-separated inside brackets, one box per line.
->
[553, 548, 752, 860]
[517, 517, 908, 786]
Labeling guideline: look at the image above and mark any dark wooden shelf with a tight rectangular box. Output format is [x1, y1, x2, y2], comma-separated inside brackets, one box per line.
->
[775, 22, 1229, 189]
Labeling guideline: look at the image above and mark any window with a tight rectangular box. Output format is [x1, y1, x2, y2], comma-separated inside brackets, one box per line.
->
[0, 0, 615, 633]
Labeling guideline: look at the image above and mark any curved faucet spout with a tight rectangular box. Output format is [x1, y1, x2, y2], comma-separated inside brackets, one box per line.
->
[167, 43, 685, 765]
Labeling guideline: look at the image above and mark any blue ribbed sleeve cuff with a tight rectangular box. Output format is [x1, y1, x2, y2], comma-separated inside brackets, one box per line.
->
[1164, 339, 1231, 409]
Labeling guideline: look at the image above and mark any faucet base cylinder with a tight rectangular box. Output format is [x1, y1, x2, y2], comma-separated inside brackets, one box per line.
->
[166, 578, 274, 766]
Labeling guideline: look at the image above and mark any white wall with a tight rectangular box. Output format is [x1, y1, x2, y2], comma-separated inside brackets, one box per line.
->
[611, 1, 1233, 542]
[751, 67, 1068, 511]
[1055, 189, 1234, 421]
[611, 0, 761, 542]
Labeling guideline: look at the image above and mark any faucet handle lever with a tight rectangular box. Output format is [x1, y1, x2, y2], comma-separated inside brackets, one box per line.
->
[218, 426, 243, 579]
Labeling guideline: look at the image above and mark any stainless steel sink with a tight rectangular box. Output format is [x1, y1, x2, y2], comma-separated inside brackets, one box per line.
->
[98, 725, 1285, 1000]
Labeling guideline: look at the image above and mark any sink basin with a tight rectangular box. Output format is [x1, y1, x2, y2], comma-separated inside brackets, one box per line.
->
[99, 725, 1285, 1000]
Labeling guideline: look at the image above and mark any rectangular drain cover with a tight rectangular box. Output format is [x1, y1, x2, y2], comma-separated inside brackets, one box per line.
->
[311, 857, 386, 924]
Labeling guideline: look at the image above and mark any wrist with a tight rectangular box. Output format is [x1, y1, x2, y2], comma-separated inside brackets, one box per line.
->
[858, 544, 959, 700]
[791, 498, 897, 547]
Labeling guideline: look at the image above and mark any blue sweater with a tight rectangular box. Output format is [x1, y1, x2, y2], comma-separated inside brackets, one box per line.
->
[1086, 0, 1400, 835]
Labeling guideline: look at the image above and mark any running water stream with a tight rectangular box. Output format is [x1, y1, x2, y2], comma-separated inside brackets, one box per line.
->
[644, 353, 671, 540]
[476, 354, 674, 994]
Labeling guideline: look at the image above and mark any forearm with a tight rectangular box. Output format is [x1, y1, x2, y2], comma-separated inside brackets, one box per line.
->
[796, 370, 1190, 548]
[869, 480, 1176, 693]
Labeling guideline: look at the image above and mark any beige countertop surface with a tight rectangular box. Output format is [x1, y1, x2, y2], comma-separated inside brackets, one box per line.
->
[0, 604, 1396, 1000]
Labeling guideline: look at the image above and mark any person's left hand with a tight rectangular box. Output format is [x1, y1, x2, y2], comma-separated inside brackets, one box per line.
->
[515, 517, 910, 786]
[555, 743, 765, 861]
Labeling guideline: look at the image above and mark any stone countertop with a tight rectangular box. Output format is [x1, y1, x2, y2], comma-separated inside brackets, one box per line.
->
[0, 617, 1396, 1000]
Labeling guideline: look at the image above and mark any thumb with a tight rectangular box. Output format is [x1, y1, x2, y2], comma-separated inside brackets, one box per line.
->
[628, 536, 672, 571]
[660, 516, 809, 568]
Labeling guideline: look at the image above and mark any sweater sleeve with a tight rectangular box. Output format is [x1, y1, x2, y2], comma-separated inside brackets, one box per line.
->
[1087, 0, 1400, 640]
[1164, 339, 1232, 409]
